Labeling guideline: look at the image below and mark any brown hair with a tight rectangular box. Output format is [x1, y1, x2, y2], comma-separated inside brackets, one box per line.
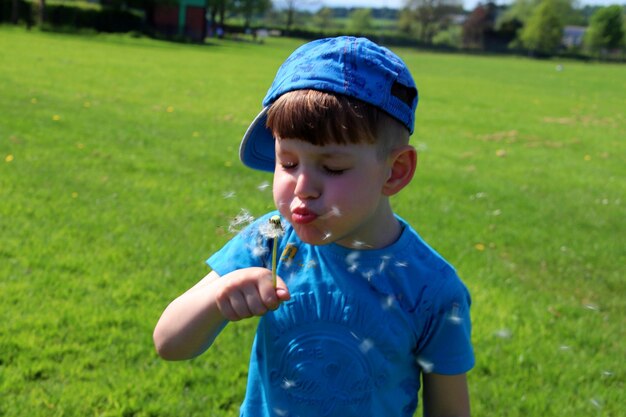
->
[266, 90, 408, 155]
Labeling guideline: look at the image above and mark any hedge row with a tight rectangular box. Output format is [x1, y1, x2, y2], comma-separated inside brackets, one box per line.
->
[0, 0, 143, 33]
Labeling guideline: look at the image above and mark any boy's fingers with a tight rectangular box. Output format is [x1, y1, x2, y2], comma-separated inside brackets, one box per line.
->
[243, 285, 269, 316]
[274, 276, 291, 302]
[226, 291, 253, 320]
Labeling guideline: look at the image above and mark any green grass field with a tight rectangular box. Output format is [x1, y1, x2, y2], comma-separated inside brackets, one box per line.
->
[0, 26, 624, 416]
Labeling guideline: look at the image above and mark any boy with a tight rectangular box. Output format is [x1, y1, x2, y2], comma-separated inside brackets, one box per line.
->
[154, 36, 474, 417]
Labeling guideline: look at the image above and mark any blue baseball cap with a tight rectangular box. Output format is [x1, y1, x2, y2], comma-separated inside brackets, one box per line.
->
[240, 36, 419, 172]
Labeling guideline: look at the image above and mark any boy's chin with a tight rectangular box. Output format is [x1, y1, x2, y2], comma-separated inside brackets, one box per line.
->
[292, 226, 335, 246]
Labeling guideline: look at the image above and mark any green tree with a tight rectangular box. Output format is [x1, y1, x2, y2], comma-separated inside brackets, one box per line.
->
[585, 5, 626, 53]
[403, 0, 463, 44]
[348, 8, 373, 33]
[233, 0, 272, 28]
[314, 7, 334, 31]
[520, 0, 564, 55]
[498, 0, 582, 48]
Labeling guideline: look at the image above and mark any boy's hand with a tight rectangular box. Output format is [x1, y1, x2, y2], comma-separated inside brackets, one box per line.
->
[215, 267, 290, 321]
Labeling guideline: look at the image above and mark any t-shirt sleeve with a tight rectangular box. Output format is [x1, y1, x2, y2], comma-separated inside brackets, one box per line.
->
[206, 214, 274, 276]
[416, 270, 475, 375]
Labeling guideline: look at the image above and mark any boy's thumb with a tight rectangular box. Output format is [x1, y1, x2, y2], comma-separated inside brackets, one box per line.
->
[274, 276, 291, 302]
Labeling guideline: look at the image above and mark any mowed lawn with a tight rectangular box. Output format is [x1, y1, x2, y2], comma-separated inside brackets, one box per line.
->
[0, 27, 623, 416]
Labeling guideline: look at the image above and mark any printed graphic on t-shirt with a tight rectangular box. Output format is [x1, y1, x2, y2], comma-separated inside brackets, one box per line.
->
[263, 288, 418, 416]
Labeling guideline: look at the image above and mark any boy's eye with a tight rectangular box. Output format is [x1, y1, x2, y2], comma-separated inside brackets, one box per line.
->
[323, 166, 347, 176]
[280, 161, 297, 170]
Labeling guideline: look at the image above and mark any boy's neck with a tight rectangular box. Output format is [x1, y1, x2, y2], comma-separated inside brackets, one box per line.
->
[336, 203, 402, 250]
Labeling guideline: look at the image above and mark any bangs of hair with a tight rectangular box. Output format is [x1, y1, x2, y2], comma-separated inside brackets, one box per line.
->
[266, 90, 379, 146]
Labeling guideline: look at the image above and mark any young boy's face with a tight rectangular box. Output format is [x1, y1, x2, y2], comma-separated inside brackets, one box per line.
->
[273, 138, 392, 249]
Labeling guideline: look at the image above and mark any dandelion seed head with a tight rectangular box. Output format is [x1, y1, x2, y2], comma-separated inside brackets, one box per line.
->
[259, 218, 285, 239]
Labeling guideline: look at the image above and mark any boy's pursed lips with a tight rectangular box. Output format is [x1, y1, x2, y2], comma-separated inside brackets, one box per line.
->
[291, 206, 318, 224]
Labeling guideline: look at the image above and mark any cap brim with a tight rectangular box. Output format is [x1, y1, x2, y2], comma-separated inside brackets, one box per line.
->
[239, 107, 275, 172]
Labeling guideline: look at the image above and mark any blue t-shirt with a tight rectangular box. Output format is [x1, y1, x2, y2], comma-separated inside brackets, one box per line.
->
[207, 212, 474, 417]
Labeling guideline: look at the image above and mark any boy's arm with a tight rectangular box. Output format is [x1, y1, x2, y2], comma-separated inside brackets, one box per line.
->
[422, 373, 470, 417]
[153, 268, 290, 361]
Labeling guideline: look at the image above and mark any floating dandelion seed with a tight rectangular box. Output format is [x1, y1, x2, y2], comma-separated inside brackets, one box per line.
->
[320, 206, 341, 219]
[257, 181, 270, 191]
[381, 295, 395, 310]
[222, 191, 236, 199]
[322, 231, 332, 240]
[395, 261, 408, 268]
[273, 407, 289, 416]
[346, 252, 360, 273]
[281, 378, 296, 390]
[362, 270, 375, 282]
[250, 242, 269, 258]
[228, 209, 255, 233]
[590, 397, 603, 409]
[359, 338, 374, 354]
[351, 240, 370, 248]
[448, 303, 462, 325]
[417, 358, 434, 373]
[494, 328, 512, 339]
[378, 255, 391, 274]
[268, 215, 284, 287]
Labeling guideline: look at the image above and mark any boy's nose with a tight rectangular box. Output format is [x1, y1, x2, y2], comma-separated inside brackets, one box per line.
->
[294, 170, 320, 200]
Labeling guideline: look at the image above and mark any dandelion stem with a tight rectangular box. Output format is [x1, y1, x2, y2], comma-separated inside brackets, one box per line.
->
[269, 215, 283, 287]
[271, 238, 278, 286]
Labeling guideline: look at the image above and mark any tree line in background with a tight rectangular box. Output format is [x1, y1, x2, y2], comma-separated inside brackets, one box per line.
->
[1, 0, 625, 59]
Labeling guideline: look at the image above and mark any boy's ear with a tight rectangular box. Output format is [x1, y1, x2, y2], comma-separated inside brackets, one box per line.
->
[382, 145, 417, 197]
